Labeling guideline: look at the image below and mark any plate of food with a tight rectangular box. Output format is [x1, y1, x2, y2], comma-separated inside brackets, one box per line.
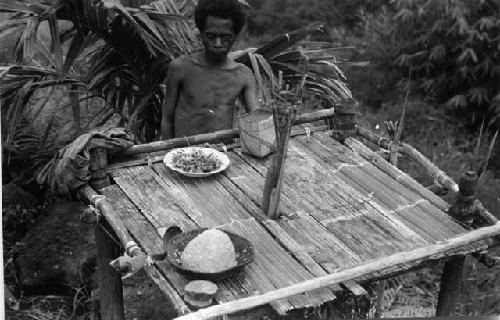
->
[163, 147, 230, 177]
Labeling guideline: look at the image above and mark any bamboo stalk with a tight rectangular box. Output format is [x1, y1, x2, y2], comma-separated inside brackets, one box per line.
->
[120, 109, 335, 155]
[436, 255, 466, 316]
[108, 125, 329, 170]
[399, 144, 459, 192]
[122, 129, 239, 155]
[294, 108, 335, 125]
[79, 185, 146, 274]
[356, 126, 459, 192]
[79, 185, 131, 247]
[173, 223, 500, 320]
[344, 138, 449, 212]
[475, 201, 499, 225]
[96, 220, 125, 320]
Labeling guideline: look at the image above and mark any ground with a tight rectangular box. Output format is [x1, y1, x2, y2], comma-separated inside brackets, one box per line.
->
[3, 96, 500, 319]
[122, 269, 177, 320]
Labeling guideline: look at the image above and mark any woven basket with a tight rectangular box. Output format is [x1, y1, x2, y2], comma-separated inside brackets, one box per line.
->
[239, 109, 276, 158]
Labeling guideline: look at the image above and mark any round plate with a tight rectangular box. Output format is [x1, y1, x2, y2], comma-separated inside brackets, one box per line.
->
[163, 147, 230, 177]
[166, 228, 254, 281]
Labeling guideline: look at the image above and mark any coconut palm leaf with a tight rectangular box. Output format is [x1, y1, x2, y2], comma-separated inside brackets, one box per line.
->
[0, 64, 86, 143]
[1, 0, 192, 142]
[2, 0, 352, 151]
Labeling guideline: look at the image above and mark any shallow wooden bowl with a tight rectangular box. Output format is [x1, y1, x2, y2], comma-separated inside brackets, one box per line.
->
[166, 228, 254, 282]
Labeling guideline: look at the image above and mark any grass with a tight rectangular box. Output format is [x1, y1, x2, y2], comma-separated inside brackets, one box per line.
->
[5, 90, 500, 319]
[360, 100, 500, 317]
[5, 295, 88, 320]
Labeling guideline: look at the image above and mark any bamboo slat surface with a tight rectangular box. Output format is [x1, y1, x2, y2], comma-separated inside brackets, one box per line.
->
[109, 166, 336, 314]
[104, 129, 486, 317]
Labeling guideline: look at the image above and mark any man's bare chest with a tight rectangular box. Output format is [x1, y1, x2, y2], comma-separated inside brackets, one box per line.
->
[181, 66, 245, 104]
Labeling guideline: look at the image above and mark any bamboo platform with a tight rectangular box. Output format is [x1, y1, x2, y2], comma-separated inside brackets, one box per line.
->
[94, 128, 489, 317]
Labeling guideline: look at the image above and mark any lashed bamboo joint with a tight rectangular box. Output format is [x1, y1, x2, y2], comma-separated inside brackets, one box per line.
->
[78, 104, 500, 320]
[89, 148, 111, 190]
[356, 126, 460, 193]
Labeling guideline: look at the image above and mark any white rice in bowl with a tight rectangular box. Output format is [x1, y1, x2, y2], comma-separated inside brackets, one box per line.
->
[180, 229, 237, 273]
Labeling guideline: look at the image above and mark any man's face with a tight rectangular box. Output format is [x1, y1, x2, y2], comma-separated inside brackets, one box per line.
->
[201, 16, 236, 61]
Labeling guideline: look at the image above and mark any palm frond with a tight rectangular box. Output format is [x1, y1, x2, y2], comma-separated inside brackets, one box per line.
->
[236, 24, 352, 108]
[1, 64, 86, 143]
[0, 0, 36, 14]
[2, 0, 353, 147]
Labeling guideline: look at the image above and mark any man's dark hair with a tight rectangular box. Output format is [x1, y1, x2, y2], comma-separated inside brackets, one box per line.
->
[194, 0, 246, 35]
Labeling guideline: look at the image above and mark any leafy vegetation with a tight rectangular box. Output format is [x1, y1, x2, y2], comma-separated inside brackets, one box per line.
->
[0, 0, 351, 185]
[245, 0, 384, 37]
[386, 0, 500, 125]
[2, 0, 500, 318]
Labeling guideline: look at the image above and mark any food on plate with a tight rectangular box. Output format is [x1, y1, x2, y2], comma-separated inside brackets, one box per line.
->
[184, 279, 218, 308]
[180, 229, 237, 273]
[171, 149, 222, 173]
[184, 280, 218, 300]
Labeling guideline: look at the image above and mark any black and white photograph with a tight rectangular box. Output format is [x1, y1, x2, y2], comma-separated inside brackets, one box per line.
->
[1, 0, 500, 319]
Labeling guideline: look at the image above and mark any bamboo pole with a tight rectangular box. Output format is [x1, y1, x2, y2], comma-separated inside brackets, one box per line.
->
[79, 185, 131, 248]
[173, 223, 500, 320]
[436, 255, 466, 316]
[96, 220, 125, 320]
[79, 185, 147, 274]
[475, 201, 499, 225]
[123, 129, 239, 155]
[120, 109, 335, 155]
[356, 126, 459, 192]
[80, 187, 191, 314]
[344, 138, 449, 212]
[378, 109, 407, 317]
[399, 143, 459, 192]
[108, 125, 329, 171]
[294, 108, 335, 125]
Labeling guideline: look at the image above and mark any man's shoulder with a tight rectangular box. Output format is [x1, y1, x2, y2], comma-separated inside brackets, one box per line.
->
[169, 55, 195, 69]
[232, 62, 254, 82]
[232, 60, 252, 72]
[172, 53, 253, 75]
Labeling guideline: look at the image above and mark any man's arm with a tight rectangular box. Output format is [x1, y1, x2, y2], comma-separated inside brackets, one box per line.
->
[241, 66, 260, 113]
[161, 59, 183, 140]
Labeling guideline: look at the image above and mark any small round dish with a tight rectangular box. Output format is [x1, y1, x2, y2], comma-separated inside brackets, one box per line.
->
[166, 228, 254, 282]
[163, 147, 230, 177]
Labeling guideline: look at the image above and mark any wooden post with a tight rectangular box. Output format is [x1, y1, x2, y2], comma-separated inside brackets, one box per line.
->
[376, 113, 407, 316]
[436, 255, 466, 316]
[329, 100, 357, 143]
[90, 148, 110, 190]
[448, 171, 477, 225]
[262, 105, 296, 219]
[96, 220, 125, 320]
[436, 171, 477, 316]
[447, 171, 497, 266]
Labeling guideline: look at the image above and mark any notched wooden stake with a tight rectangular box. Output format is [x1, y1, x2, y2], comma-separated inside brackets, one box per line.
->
[262, 104, 297, 219]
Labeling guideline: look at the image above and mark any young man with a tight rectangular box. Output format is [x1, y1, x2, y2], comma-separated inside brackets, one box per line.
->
[161, 0, 260, 139]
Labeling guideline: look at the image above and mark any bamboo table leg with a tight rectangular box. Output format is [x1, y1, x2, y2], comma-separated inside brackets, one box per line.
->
[436, 255, 466, 316]
[96, 220, 125, 320]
